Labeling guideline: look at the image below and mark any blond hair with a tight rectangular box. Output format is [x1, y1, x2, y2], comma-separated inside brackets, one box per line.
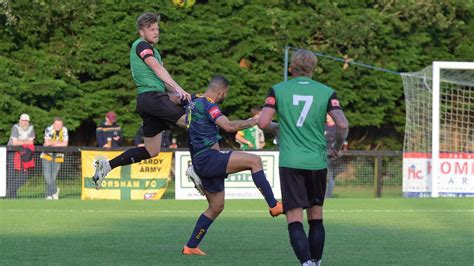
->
[290, 49, 318, 76]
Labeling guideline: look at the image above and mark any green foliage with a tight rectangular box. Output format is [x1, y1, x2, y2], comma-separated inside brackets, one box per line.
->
[0, 0, 472, 148]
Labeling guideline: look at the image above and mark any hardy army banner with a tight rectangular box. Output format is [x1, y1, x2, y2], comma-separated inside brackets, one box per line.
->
[81, 150, 172, 200]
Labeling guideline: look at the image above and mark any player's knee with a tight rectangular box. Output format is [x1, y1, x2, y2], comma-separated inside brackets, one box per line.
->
[148, 150, 159, 157]
[216, 203, 225, 214]
[210, 202, 224, 216]
[145, 146, 160, 157]
[307, 206, 323, 220]
[250, 155, 263, 169]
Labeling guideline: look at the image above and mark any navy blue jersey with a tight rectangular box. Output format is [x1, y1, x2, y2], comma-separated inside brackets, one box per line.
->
[186, 96, 224, 158]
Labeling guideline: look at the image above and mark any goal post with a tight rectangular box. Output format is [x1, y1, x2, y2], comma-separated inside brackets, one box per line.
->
[402, 61, 474, 198]
[432, 62, 474, 197]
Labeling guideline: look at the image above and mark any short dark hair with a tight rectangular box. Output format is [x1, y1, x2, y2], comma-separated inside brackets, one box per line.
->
[137, 13, 160, 30]
[208, 75, 230, 91]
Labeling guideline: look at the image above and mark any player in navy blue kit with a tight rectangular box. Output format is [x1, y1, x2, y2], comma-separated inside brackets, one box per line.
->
[182, 76, 283, 256]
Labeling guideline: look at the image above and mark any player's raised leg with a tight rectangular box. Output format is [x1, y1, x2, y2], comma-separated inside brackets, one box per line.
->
[183, 190, 225, 256]
[225, 151, 283, 217]
[92, 132, 161, 189]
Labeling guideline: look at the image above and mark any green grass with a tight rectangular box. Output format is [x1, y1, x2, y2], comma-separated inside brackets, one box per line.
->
[1, 199, 473, 265]
[16, 176, 82, 199]
[330, 184, 402, 198]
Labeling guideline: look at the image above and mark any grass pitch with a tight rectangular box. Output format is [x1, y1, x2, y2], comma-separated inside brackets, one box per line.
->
[1, 198, 473, 265]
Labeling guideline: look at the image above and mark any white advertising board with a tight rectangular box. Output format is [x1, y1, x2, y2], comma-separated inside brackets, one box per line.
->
[175, 151, 281, 200]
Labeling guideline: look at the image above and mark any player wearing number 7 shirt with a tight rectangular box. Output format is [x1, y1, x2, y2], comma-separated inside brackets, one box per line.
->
[258, 49, 349, 266]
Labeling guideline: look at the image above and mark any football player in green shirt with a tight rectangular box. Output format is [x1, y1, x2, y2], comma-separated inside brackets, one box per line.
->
[92, 12, 191, 188]
[258, 49, 349, 266]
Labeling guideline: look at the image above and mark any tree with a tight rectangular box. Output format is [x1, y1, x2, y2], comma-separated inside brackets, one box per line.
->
[1, 0, 472, 149]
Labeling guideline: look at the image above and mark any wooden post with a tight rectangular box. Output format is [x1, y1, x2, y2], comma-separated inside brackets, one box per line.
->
[374, 155, 383, 197]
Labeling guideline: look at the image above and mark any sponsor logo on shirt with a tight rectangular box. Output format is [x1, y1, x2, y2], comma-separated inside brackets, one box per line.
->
[139, 49, 154, 58]
[331, 99, 340, 107]
[208, 106, 221, 119]
[265, 96, 276, 105]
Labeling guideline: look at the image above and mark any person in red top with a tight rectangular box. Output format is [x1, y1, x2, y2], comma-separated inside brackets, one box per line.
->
[7, 114, 36, 198]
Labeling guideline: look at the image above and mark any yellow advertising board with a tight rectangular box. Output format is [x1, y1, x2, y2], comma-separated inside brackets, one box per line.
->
[81, 150, 172, 200]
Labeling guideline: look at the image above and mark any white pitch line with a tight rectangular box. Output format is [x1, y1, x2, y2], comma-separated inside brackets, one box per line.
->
[1, 209, 473, 214]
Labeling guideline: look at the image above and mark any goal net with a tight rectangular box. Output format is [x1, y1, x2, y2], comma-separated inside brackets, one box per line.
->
[402, 62, 474, 197]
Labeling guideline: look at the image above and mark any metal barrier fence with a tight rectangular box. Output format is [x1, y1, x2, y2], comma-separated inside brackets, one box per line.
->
[1, 146, 402, 199]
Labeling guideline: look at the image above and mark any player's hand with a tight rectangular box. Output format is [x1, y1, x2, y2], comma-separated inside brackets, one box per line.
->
[175, 87, 191, 102]
[247, 142, 254, 148]
[168, 93, 181, 105]
[328, 147, 341, 160]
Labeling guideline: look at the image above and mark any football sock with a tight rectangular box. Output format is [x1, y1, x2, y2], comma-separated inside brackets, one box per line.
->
[252, 170, 278, 208]
[186, 214, 214, 248]
[308, 219, 325, 261]
[288, 221, 312, 264]
[109, 147, 151, 169]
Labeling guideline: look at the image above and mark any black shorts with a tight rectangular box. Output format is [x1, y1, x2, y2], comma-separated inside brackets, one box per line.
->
[280, 167, 327, 212]
[136, 91, 186, 137]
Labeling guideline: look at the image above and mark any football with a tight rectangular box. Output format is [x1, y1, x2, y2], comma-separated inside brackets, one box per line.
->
[172, 0, 196, 8]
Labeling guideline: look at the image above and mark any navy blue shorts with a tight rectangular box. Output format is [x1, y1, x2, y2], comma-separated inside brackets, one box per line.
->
[192, 149, 233, 193]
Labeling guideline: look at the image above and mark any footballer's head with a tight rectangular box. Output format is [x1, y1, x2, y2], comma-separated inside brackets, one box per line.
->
[289, 49, 318, 77]
[137, 12, 160, 44]
[208, 75, 229, 104]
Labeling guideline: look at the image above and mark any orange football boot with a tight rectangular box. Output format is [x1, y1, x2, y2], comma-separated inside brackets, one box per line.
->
[182, 245, 206, 256]
[269, 201, 283, 217]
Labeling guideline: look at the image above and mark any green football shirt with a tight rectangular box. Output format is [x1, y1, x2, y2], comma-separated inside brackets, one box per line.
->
[130, 38, 165, 94]
[264, 76, 341, 170]
[237, 126, 264, 150]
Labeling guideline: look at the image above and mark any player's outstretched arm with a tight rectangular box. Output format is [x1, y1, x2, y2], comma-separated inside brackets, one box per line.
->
[143, 57, 191, 101]
[328, 109, 349, 151]
[215, 116, 257, 133]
